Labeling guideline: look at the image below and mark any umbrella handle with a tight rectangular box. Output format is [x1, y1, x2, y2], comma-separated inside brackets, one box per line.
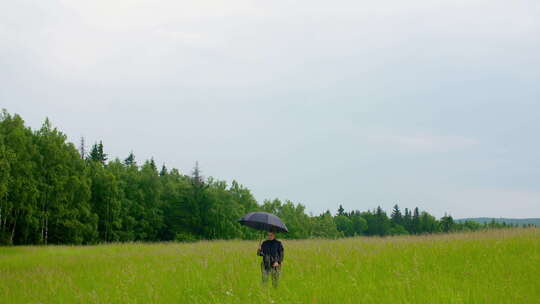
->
[258, 231, 265, 248]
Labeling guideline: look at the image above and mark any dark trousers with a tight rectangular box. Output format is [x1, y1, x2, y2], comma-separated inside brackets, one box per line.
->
[261, 263, 281, 287]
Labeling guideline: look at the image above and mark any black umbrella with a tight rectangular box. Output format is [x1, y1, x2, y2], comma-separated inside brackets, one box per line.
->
[238, 212, 289, 233]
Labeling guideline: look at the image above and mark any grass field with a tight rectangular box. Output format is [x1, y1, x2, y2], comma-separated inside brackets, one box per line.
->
[1, 228, 539, 304]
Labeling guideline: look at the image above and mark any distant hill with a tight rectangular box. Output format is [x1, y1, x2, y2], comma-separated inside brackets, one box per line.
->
[456, 217, 540, 226]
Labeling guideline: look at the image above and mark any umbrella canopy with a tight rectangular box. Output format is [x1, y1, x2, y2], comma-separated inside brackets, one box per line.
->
[238, 212, 289, 233]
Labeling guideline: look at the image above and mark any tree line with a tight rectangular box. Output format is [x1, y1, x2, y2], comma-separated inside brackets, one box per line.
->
[0, 110, 520, 245]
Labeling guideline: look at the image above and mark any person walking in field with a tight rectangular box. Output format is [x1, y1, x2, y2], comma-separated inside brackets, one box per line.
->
[239, 212, 288, 287]
[257, 231, 284, 288]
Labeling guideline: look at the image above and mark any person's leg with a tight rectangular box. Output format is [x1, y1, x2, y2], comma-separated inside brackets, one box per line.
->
[271, 266, 281, 288]
[261, 263, 270, 284]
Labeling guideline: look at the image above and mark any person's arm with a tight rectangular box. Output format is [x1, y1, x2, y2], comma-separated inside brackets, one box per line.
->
[257, 242, 264, 256]
[277, 242, 284, 264]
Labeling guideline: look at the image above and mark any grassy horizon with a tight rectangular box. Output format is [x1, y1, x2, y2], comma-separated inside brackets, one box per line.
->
[1, 228, 539, 303]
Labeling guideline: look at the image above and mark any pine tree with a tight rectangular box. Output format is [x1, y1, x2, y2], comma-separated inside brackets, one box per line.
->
[391, 204, 403, 226]
[183, 161, 210, 238]
[79, 136, 86, 159]
[191, 161, 204, 187]
[440, 213, 455, 232]
[159, 164, 168, 176]
[98, 141, 107, 164]
[89, 143, 99, 162]
[402, 208, 412, 232]
[412, 207, 421, 234]
[89, 141, 107, 165]
[149, 158, 157, 172]
[124, 151, 136, 166]
[337, 204, 345, 216]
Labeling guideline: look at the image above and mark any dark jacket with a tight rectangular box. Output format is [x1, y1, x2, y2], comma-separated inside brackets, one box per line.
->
[257, 239, 284, 269]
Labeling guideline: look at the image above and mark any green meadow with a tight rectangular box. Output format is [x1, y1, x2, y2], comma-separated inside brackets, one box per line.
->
[1, 228, 539, 304]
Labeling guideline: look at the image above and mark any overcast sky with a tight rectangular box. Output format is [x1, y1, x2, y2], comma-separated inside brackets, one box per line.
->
[1, 0, 539, 218]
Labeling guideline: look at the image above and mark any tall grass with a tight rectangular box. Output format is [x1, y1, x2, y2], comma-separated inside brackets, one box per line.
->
[1, 228, 539, 303]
